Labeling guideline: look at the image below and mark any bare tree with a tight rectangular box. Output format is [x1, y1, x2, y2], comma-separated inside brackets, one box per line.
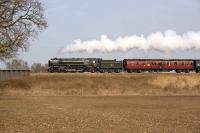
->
[0, 0, 47, 60]
[6, 59, 29, 70]
[31, 63, 47, 73]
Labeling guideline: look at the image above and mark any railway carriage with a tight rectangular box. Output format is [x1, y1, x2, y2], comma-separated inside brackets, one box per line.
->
[123, 59, 162, 73]
[123, 59, 200, 73]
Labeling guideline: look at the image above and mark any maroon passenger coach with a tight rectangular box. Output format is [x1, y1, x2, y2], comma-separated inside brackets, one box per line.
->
[123, 59, 194, 73]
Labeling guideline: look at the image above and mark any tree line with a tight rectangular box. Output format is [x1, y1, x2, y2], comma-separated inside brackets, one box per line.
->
[4, 59, 48, 73]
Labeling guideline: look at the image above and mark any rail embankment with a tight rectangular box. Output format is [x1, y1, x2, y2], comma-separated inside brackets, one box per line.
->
[0, 73, 200, 96]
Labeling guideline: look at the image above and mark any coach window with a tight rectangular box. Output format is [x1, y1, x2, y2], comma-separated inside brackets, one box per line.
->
[163, 62, 165, 66]
[167, 62, 169, 66]
[174, 62, 177, 66]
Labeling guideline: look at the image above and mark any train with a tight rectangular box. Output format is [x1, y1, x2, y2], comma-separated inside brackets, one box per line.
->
[48, 58, 200, 73]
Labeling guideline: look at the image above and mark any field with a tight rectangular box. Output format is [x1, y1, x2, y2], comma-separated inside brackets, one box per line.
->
[0, 96, 200, 133]
[0, 73, 200, 132]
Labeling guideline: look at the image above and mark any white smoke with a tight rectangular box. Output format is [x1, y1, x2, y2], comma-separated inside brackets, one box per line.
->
[61, 30, 200, 53]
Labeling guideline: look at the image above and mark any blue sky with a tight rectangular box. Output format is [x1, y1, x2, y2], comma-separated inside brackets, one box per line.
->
[7, 0, 200, 67]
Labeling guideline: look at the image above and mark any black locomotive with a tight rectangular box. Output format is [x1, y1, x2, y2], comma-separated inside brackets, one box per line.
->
[48, 58, 123, 73]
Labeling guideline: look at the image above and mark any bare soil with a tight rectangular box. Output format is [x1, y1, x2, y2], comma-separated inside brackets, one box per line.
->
[0, 96, 200, 133]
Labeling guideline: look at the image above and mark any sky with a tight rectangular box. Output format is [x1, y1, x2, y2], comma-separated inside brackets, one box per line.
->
[2, 0, 200, 68]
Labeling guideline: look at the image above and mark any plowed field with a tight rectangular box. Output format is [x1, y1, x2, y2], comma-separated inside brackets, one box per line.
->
[0, 96, 200, 133]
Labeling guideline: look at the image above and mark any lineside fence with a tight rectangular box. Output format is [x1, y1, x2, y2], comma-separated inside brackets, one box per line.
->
[0, 70, 30, 81]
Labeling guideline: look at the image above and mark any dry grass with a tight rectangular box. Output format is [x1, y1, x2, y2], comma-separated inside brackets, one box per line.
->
[1, 73, 200, 96]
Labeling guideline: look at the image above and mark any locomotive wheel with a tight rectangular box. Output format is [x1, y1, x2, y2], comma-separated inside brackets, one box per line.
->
[115, 69, 120, 73]
[90, 69, 95, 73]
[48, 69, 54, 73]
[49, 67, 55, 73]
[100, 69, 105, 73]
[108, 69, 112, 73]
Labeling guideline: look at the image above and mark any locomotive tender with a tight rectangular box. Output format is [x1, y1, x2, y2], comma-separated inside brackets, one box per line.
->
[48, 58, 200, 73]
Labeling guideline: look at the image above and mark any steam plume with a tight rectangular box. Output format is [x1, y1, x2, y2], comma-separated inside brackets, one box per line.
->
[61, 30, 200, 53]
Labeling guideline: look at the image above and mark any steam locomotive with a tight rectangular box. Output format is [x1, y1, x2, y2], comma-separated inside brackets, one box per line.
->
[48, 58, 200, 73]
